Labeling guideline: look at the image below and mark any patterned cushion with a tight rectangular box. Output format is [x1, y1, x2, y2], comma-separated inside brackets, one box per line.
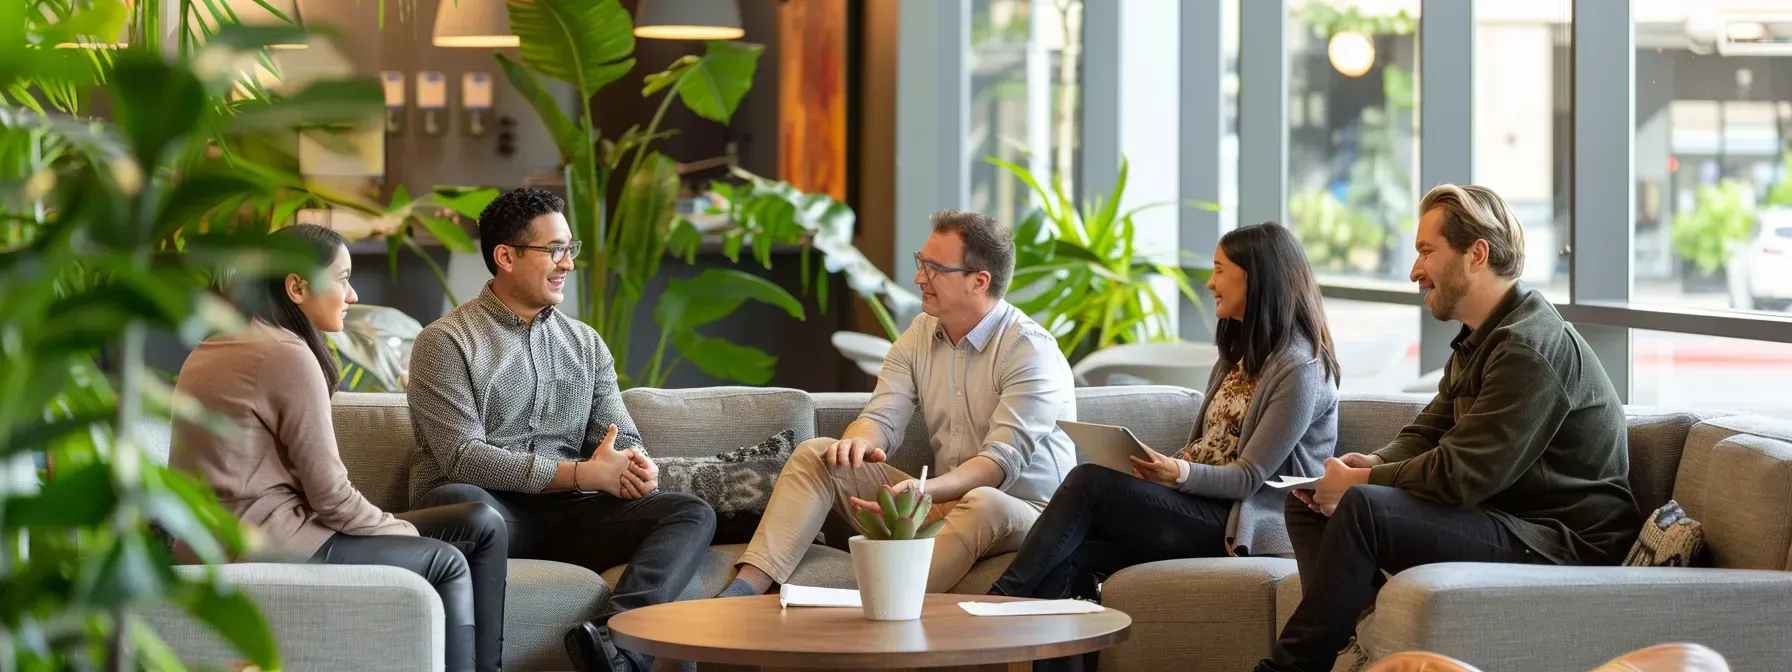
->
[1622, 500, 1706, 567]
[655, 430, 797, 544]
[623, 387, 815, 459]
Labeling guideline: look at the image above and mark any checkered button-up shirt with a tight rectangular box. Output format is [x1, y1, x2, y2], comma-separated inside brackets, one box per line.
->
[406, 284, 642, 506]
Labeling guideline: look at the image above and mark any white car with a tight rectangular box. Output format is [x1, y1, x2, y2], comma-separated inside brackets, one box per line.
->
[1729, 208, 1792, 312]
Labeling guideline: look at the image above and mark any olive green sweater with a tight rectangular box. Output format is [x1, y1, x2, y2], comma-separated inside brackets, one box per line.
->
[1369, 283, 1639, 565]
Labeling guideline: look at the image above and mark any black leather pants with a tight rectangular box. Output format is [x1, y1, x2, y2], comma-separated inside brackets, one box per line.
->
[312, 502, 508, 672]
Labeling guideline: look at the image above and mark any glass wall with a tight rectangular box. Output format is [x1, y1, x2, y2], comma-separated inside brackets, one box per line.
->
[1474, 1, 1573, 302]
[1284, 0, 1419, 286]
[1325, 298, 1422, 393]
[1632, 330, 1792, 419]
[967, 0, 1082, 228]
[1633, 5, 1792, 318]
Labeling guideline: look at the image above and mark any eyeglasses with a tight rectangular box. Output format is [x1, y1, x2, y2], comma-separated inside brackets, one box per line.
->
[510, 240, 582, 263]
[914, 252, 977, 281]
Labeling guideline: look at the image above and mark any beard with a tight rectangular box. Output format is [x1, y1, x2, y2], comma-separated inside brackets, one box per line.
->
[1426, 256, 1469, 321]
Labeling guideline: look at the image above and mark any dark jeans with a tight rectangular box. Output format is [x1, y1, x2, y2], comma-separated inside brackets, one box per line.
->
[991, 464, 1232, 599]
[990, 465, 1230, 672]
[1256, 486, 1545, 672]
[414, 485, 717, 666]
[312, 502, 508, 672]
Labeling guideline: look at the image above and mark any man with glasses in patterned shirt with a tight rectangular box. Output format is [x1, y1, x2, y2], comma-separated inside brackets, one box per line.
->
[715, 209, 1078, 599]
[406, 188, 716, 672]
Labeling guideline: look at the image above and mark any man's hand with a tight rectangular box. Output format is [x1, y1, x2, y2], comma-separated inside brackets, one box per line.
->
[1127, 444, 1181, 487]
[848, 478, 923, 515]
[822, 437, 887, 469]
[617, 448, 659, 499]
[575, 424, 632, 496]
[1303, 456, 1373, 516]
[1338, 452, 1384, 469]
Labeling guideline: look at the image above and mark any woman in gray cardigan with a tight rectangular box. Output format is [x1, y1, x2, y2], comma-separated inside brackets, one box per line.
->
[990, 222, 1340, 603]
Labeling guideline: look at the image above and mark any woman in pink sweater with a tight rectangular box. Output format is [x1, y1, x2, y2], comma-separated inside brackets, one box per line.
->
[173, 224, 505, 672]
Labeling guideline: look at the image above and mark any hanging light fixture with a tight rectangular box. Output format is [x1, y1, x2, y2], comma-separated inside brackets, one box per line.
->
[433, 0, 518, 48]
[633, 0, 745, 40]
[1327, 31, 1376, 78]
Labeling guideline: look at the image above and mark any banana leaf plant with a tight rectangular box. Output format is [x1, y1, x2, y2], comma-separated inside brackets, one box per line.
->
[990, 156, 1214, 365]
[1, 21, 385, 669]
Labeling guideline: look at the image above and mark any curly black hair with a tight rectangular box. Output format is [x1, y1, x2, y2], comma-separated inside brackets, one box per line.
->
[478, 187, 566, 275]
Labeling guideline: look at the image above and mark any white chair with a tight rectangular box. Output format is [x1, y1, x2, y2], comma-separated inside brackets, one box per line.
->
[1073, 342, 1221, 389]
[831, 331, 893, 377]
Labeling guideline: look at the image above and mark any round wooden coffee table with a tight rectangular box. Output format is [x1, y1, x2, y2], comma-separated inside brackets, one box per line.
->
[608, 594, 1131, 671]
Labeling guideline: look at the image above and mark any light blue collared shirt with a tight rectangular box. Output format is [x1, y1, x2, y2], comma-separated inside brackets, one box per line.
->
[858, 301, 1077, 504]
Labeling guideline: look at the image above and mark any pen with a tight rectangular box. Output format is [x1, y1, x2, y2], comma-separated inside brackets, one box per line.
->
[918, 466, 927, 496]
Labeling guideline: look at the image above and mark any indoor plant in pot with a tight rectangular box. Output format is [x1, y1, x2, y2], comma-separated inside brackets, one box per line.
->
[850, 484, 947, 621]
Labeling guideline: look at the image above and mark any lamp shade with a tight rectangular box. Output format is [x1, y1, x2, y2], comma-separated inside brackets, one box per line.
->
[634, 0, 745, 40]
[434, 0, 518, 48]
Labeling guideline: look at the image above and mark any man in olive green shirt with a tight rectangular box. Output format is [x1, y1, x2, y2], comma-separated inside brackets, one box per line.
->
[1257, 185, 1640, 672]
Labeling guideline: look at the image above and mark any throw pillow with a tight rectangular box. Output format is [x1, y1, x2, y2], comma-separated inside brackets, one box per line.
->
[1622, 500, 1706, 568]
[656, 430, 797, 545]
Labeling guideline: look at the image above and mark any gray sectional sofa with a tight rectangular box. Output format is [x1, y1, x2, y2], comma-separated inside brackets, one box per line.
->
[142, 386, 1792, 672]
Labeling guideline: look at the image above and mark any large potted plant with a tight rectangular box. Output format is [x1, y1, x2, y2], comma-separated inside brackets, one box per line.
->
[848, 485, 946, 621]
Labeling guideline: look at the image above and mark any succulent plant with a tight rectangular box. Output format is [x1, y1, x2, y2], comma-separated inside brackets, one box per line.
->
[852, 485, 947, 540]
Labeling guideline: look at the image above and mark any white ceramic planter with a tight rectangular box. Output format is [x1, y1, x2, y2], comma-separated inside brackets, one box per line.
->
[848, 535, 934, 621]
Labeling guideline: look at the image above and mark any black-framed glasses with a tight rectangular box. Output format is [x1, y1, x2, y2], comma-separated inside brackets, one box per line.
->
[510, 240, 582, 263]
[914, 252, 977, 281]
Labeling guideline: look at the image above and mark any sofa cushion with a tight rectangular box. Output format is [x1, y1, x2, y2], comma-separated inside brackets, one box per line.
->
[1620, 410, 1709, 517]
[953, 552, 1015, 595]
[1337, 394, 1431, 457]
[331, 392, 416, 513]
[656, 430, 797, 544]
[504, 559, 608, 672]
[624, 387, 816, 459]
[599, 543, 855, 604]
[1073, 385, 1203, 453]
[1673, 422, 1792, 571]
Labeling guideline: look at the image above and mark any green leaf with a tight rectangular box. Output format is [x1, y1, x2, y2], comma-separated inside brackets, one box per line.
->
[508, 0, 637, 98]
[642, 55, 697, 97]
[675, 41, 764, 124]
[916, 518, 947, 539]
[670, 333, 778, 385]
[84, 534, 174, 608]
[853, 506, 890, 540]
[893, 488, 918, 519]
[434, 188, 502, 222]
[155, 173, 271, 241]
[414, 213, 478, 254]
[201, 24, 308, 52]
[177, 579, 279, 669]
[386, 184, 415, 215]
[129, 615, 191, 672]
[495, 53, 580, 160]
[108, 50, 207, 167]
[654, 268, 804, 332]
[6, 462, 115, 528]
[617, 152, 682, 282]
[667, 218, 702, 263]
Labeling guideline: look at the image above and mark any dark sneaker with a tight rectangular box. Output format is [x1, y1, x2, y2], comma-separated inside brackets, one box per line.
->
[563, 622, 647, 672]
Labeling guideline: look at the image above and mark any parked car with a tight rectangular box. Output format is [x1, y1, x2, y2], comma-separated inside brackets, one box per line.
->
[1729, 208, 1792, 312]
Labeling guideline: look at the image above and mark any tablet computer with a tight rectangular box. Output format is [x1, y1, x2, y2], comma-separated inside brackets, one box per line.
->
[1056, 420, 1152, 474]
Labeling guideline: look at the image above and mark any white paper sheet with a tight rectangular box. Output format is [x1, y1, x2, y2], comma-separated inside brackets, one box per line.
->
[1266, 475, 1321, 489]
[778, 584, 861, 609]
[957, 600, 1106, 616]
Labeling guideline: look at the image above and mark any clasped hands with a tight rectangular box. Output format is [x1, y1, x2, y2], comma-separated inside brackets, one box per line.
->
[575, 424, 660, 498]
[1293, 453, 1381, 516]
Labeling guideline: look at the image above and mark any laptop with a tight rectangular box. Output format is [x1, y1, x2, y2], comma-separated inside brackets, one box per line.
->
[1056, 420, 1153, 474]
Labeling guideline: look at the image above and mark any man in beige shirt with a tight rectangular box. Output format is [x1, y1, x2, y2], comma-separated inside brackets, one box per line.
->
[718, 210, 1078, 598]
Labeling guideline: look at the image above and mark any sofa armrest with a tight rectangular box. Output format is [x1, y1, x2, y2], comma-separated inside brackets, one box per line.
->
[148, 564, 442, 672]
[1099, 557, 1298, 672]
[1365, 562, 1792, 672]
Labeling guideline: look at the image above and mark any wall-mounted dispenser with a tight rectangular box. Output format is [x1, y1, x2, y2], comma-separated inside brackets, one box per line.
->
[417, 71, 448, 136]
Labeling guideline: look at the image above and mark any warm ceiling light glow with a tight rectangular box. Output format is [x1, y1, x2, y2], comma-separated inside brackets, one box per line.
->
[632, 25, 746, 40]
[431, 34, 520, 48]
[432, 0, 516, 48]
[634, 0, 744, 41]
[1727, 21, 1767, 41]
[1328, 31, 1376, 78]
[56, 41, 127, 49]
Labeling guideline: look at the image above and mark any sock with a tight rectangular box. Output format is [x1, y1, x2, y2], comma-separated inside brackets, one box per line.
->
[717, 577, 761, 598]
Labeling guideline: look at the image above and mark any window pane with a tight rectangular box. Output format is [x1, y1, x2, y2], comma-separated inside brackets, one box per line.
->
[967, 0, 1081, 227]
[1634, 8, 1792, 317]
[1632, 330, 1792, 419]
[1286, 0, 1419, 286]
[1324, 298, 1421, 393]
[1474, 1, 1572, 303]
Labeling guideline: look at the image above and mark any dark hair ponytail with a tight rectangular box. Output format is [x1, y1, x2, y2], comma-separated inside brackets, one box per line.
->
[1214, 222, 1341, 384]
[238, 224, 347, 392]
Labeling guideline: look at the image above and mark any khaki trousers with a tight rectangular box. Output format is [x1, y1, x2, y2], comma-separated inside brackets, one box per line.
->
[739, 437, 1044, 593]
